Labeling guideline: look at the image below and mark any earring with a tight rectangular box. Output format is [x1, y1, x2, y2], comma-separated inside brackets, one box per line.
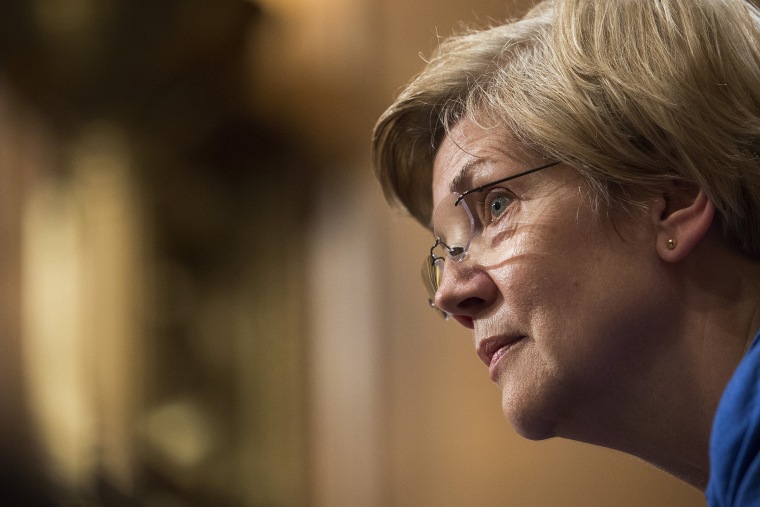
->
[666, 238, 677, 250]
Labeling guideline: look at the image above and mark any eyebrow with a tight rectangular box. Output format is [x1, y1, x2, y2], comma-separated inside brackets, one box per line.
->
[449, 158, 487, 194]
[458, 160, 562, 200]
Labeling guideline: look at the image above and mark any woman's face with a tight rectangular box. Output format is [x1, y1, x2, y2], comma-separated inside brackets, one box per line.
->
[431, 118, 675, 441]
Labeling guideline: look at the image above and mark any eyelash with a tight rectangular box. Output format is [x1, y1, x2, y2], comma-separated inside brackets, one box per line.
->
[478, 187, 516, 224]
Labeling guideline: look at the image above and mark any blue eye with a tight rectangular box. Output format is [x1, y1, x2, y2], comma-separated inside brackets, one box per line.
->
[490, 196, 509, 217]
[486, 192, 514, 221]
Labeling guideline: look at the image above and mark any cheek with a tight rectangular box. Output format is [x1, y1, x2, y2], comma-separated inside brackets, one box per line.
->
[546, 244, 666, 381]
[489, 217, 588, 314]
[495, 217, 653, 363]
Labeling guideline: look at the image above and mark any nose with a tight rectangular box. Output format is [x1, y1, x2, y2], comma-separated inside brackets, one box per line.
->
[434, 259, 498, 328]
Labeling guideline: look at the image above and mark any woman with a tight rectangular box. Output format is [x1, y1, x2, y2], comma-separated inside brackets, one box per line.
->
[372, 0, 760, 503]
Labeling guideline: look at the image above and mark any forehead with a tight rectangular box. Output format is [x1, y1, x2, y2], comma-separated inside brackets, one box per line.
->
[431, 118, 539, 206]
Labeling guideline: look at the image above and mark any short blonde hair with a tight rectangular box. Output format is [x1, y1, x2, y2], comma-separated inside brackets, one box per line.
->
[372, 0, 760, 256]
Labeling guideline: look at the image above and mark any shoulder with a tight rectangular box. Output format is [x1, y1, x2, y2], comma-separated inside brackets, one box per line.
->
[708, 331, 760, 506]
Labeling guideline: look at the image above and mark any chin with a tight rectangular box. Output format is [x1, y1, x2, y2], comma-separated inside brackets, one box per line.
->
[507, 415, 556, 441]
[501, 392, 558, 441]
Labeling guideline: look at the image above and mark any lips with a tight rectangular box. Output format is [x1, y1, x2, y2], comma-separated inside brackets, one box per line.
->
[477, 335, 525, 381]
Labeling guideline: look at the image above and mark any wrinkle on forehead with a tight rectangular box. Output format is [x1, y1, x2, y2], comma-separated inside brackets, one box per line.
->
[433, 118, 542, 204]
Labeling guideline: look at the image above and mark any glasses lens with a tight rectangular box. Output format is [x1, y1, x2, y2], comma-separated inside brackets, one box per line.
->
[421, 256, 448, 319]
[432, 193, 474, 260]
[422, 255, 443, 293]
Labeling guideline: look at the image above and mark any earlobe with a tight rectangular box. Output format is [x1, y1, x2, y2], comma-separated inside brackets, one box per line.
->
[653, 189, 715, 263]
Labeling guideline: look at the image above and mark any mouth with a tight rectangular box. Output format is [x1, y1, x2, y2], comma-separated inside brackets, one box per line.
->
[477, 335, 525, 381]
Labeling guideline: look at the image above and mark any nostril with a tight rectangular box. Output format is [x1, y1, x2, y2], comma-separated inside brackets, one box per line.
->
[447, 297, 484, 328]
[434, 263, 496, 324]
[452, 314, 475, 329]
[458, 297, 486, 312]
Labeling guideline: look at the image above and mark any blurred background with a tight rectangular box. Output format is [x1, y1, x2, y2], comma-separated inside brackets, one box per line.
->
[0, 0, 706, 505]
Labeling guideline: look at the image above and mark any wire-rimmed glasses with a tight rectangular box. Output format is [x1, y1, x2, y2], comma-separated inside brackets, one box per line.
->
[422, 161, 560, 319]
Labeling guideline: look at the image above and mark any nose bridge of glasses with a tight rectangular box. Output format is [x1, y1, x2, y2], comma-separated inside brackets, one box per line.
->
[433, 192, 475, 255]
[432, 241, 466, 262]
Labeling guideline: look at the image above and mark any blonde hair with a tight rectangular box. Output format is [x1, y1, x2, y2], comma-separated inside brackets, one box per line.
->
[372, 0, 760, 256]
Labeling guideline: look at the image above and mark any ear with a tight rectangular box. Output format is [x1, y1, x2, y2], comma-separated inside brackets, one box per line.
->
[651, 186, 715, 263]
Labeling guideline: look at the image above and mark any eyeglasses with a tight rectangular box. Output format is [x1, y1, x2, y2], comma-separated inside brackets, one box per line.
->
[422, 161, 560, 319]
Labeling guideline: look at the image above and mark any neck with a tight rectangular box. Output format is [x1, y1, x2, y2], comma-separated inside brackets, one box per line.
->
[562, 239, 760, 490]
